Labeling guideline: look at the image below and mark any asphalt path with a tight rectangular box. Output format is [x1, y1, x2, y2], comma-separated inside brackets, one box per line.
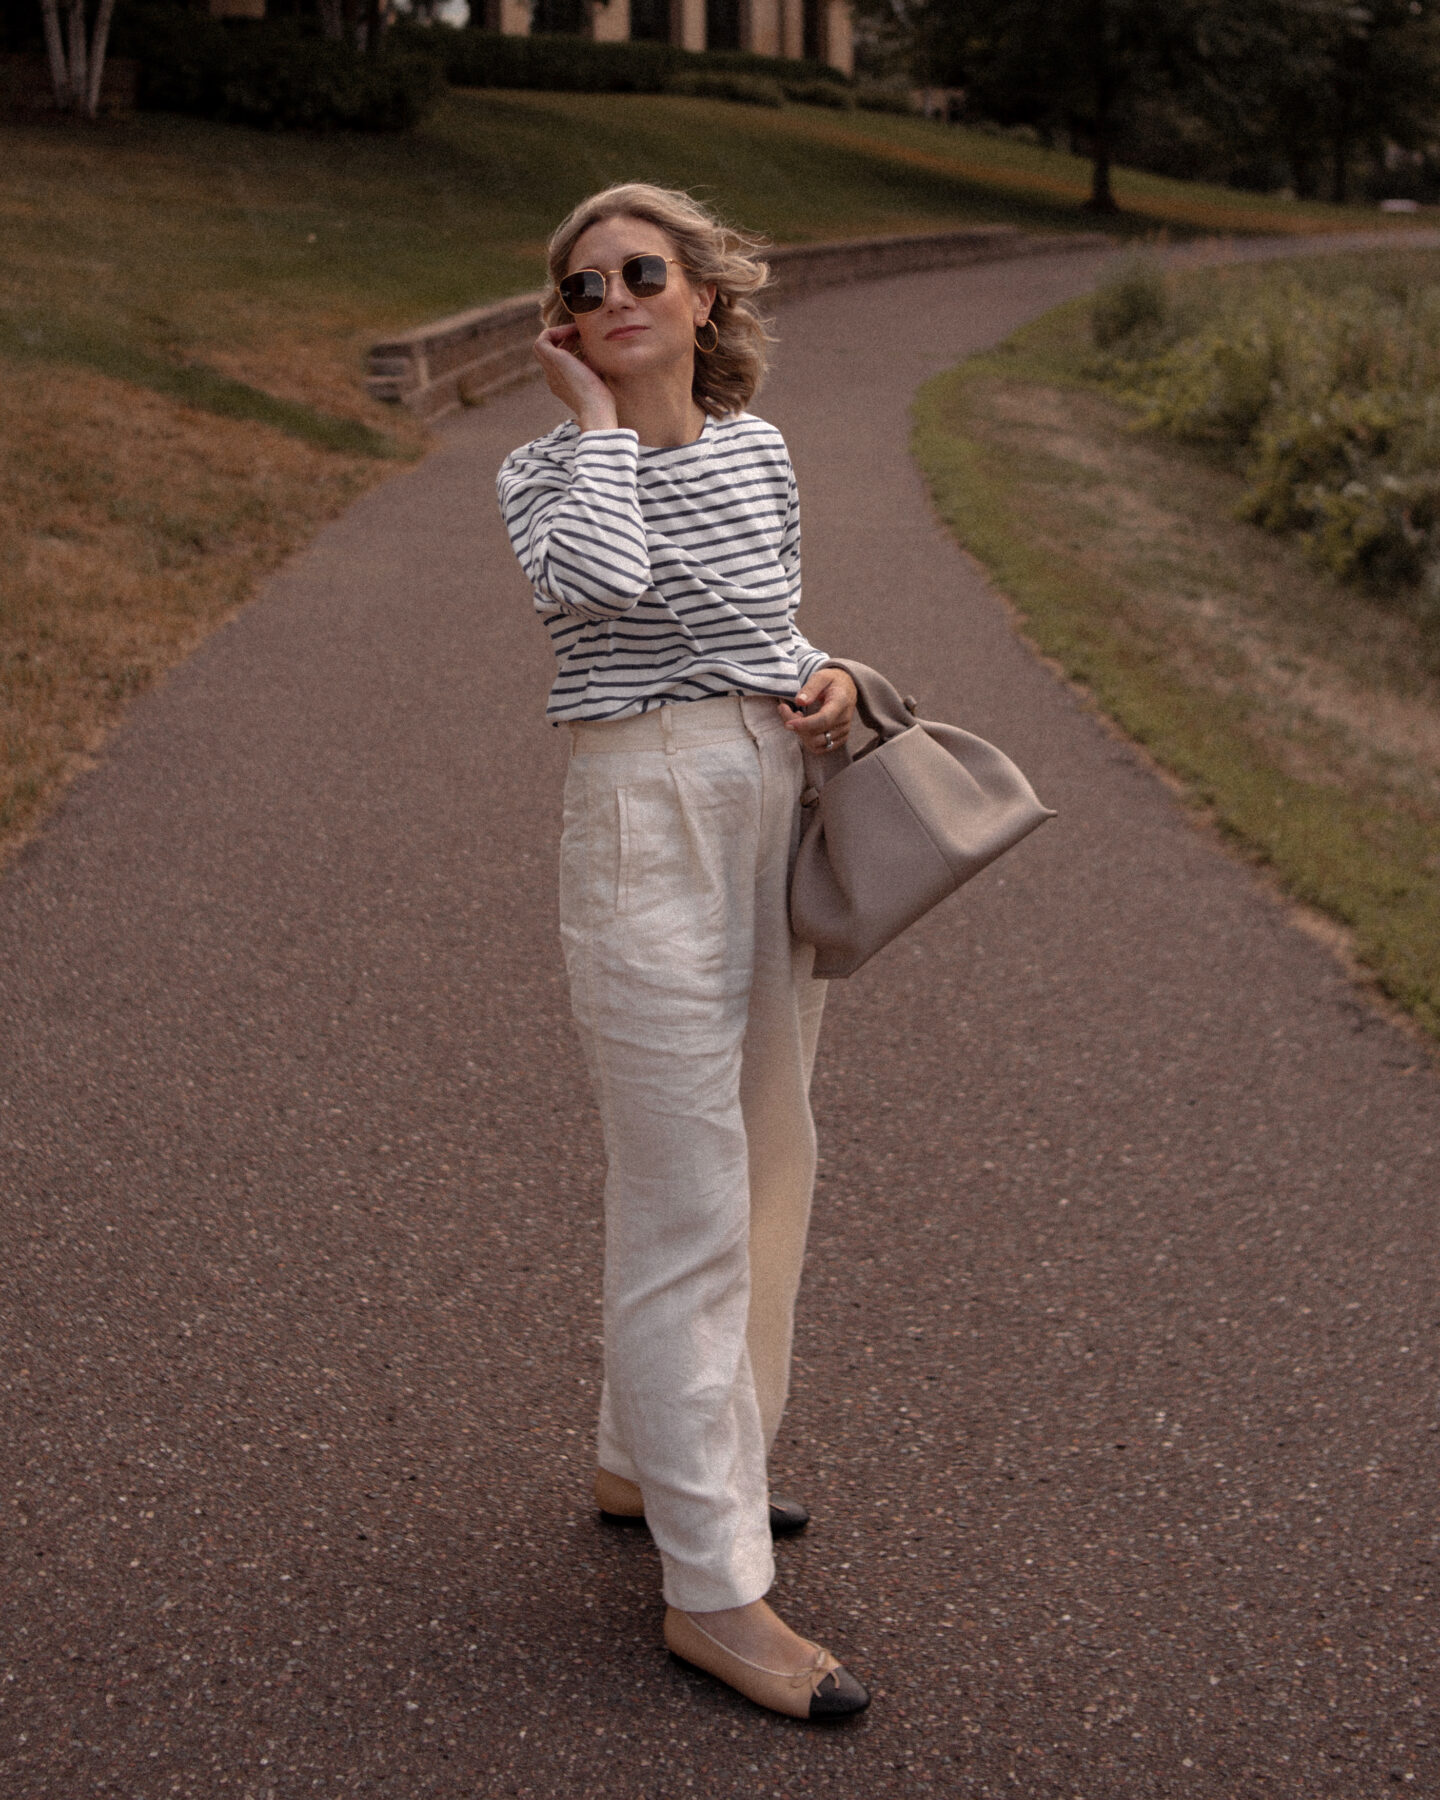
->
[3, 242, 1439, 1800]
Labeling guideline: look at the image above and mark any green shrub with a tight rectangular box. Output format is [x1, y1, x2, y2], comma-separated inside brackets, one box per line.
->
[665, 69, 783, 105]
[1090, 255, 1169, 351]
[1134, 312, 1283, 444]
[855, 83, 917, 114]
[693, 47, 847, 86]
[131, 9, 443, 130]
[1241, 388, 1440, 589]
[783, 77, 853, 108]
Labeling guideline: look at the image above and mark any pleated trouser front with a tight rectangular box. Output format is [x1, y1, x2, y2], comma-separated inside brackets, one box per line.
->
[559, 692, 826, 1612]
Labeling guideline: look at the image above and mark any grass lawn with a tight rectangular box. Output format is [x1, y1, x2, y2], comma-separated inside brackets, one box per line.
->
[0, 87, 1419, 868]
[913, 273, 1440, 1043]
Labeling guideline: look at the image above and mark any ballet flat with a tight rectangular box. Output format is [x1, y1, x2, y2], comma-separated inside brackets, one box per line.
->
[664, 1606, 870, 1720]
[594, 1468, 810, 1536]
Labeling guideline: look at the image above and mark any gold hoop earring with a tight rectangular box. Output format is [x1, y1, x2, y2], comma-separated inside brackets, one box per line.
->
[694, 319, 719, 354]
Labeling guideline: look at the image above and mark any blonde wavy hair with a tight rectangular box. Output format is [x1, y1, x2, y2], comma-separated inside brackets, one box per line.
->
[542, 183, 774, 419]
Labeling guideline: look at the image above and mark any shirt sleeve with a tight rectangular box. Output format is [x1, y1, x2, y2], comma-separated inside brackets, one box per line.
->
[496, 429, 652, 619]
[778, 458, 828, 686]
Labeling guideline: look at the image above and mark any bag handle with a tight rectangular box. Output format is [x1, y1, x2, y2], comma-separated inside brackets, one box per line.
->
[799, 660, 920, 803]
[823, 659, 919, 744]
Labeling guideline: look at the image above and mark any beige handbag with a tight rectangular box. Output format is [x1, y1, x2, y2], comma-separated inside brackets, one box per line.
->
[789, 660, 1055, 978]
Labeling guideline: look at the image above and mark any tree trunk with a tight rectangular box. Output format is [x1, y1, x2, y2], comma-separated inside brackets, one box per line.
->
[39, 0, 73, 108]
[318, 0, 346, 40]
[1330, 126, 1350, 203]
[65, 0, 89, 109]
[1331, 69, 1354, 203]
[84, 0, 117, 119]
[1330, 20, 1368, 205]
[1083, 0, 1119, 213]
[1087, 112, 1117, 210]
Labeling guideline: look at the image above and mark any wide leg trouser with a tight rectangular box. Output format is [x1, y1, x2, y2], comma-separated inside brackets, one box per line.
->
[559, 694, 826, 1612]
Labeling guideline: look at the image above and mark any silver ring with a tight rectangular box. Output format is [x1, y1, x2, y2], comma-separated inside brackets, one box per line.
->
[824, 730, 833, 750]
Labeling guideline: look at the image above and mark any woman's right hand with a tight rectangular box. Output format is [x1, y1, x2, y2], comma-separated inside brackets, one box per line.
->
[534, 326, 620, 433]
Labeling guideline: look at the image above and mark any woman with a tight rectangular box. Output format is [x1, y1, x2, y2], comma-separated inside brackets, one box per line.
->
[496, 183, 867, 1721]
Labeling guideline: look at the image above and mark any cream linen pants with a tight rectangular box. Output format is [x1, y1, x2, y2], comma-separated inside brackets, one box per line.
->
[559, 693, 826, 1612]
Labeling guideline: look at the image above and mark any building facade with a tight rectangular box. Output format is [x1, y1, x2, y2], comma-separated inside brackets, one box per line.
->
[481, 0, 853, 76]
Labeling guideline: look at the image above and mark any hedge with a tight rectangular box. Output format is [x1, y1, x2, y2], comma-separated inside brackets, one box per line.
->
[122, 7, 445, 131]
[108, 7, 864, 132]
[436, 28, 849, 98]
[664, 70, 784, 106]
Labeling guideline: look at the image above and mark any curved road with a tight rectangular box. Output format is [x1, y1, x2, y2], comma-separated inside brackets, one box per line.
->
[4, 247, 1438, 1799]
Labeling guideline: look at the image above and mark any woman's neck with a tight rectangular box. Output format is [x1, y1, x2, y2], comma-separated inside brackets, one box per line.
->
[612, 378, 706, 449]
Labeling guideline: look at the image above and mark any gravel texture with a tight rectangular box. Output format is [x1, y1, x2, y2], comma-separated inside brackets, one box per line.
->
[3, 246, 1438, 1799]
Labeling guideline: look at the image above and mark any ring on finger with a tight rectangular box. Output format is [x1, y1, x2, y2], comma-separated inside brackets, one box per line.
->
[824, 730, 834, 750]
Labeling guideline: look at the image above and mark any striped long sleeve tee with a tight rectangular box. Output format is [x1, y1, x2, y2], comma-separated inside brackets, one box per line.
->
[496, 411, 829, 723]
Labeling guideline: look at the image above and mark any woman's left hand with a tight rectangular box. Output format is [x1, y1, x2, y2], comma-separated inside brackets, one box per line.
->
[778, 665, 857, 754]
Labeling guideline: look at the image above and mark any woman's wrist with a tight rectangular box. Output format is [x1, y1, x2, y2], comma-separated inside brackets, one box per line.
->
[576, 406, 621, 435]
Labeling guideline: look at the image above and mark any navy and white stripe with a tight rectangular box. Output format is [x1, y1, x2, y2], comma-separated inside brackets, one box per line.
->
[496, 413, 829, 723]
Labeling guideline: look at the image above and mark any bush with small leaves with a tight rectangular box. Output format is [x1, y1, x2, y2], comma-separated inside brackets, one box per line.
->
[1100, 266, 1440, 614]
[664, 70, 784, 106]
[435, 28, 846, 98]
[855, 84, 918, 114]
[1090, 256, 1169, 352]
[782, 77, 853, 108]
[131, 10, 443, 130]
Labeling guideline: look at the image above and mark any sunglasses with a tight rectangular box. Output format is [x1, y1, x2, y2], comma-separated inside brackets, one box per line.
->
[558, 255, 683, 316]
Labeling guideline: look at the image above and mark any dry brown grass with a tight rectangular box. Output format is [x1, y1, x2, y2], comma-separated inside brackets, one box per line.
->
[0, 359, 394, 856]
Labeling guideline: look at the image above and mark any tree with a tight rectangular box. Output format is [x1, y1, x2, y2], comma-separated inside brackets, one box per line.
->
[1304, 0, 1440, 202]
[1181, 0, 1440, 201]
[40, 0, 118, 117]
[918, 0, 1211, 211]
[872, 0, 1440, 209]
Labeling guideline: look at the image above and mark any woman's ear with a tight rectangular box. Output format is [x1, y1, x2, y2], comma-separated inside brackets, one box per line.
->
[694, 283, 718, 327]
